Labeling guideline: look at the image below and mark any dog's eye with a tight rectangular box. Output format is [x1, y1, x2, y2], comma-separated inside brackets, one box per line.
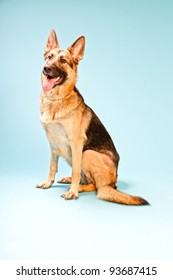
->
[60, 57, 67, 64]
[47, 54, 53, 60]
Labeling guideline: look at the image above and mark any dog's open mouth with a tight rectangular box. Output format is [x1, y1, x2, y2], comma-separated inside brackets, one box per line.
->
[42, 69, 67, 92]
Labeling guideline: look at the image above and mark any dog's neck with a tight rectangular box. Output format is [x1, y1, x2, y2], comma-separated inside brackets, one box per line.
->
[40, 86, 84, 122]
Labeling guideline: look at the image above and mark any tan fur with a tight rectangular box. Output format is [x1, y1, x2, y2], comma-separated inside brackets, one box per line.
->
[37, 29, 149, 205]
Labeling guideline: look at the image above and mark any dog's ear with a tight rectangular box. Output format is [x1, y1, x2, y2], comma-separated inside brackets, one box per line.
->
[68, 36, 85, 63]
[44, 29, 59, 56]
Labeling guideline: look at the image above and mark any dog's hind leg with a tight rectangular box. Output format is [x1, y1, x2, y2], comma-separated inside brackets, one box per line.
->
[82, 150, 148, 205]
[58, 170, 92, 185]
[58, 176, 72, 184]
[81, 150, 117, 185]
[78, 183, 96, 192]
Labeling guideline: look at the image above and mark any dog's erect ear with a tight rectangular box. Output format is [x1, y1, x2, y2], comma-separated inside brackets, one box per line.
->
[68, 36, 85, 63]
[44, 29, 59, 56]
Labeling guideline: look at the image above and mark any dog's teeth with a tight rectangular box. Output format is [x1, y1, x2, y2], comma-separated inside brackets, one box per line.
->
[54, 76, 60, 82]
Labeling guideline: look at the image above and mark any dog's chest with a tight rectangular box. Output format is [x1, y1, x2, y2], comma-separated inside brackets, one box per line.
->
[42, 121, 71, 159]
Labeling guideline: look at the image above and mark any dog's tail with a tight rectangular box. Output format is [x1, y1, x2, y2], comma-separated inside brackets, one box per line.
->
[97, 186, 149, 205]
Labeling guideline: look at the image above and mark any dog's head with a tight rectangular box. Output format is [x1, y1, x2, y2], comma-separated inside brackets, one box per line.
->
[42, 29, 85, 92]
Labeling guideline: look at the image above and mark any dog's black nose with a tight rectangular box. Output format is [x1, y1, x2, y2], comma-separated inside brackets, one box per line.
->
[43, 67, 51, 74]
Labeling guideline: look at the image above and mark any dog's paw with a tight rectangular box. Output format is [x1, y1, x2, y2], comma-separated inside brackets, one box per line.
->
[58, 176, 72, 184]
[61, 189, 78, 200]
[36, 180, 53, 189]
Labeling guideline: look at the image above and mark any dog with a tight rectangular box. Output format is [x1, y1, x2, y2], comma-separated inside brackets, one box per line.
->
[37, 29, 149, 205]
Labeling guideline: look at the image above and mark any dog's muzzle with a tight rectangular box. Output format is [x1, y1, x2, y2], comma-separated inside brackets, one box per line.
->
[42, 66, 67, 91]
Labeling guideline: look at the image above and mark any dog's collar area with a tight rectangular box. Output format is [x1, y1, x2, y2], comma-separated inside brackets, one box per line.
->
[42, 95, 65, 101]
[42, 90, 75, 101]
[41, 86, 82, 101]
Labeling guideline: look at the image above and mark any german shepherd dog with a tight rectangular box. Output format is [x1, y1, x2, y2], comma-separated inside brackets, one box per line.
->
[37, 29, 149, 205]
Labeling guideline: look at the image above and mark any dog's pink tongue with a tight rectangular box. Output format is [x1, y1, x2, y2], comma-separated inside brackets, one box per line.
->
[43, 78, 56, 91]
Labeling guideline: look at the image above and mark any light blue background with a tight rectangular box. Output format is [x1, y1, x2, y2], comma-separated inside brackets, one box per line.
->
[0, 0, 173, 259]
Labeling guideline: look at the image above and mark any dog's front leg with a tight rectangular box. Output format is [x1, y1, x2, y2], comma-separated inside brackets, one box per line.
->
[37, 150, 58, 189]
[61, 140, 83, 199]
